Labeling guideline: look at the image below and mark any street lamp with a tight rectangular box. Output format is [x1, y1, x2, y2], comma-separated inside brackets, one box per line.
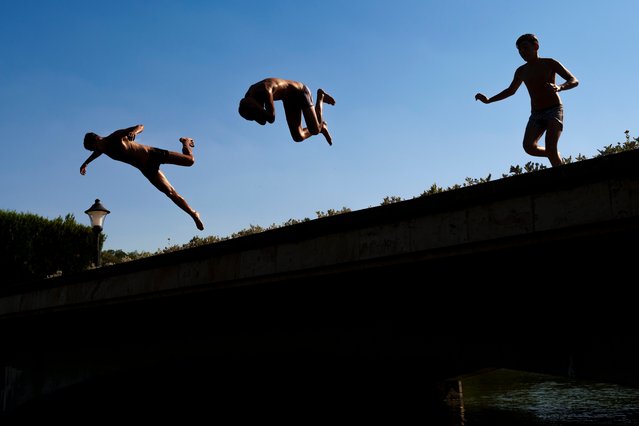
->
[85, 199, 110, 267]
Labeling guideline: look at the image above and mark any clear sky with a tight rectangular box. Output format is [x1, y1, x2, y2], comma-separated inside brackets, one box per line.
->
[1, 1, 638, 253]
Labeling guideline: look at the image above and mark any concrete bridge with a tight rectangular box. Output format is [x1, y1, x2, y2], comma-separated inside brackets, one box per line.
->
[2, 150, 639, 422]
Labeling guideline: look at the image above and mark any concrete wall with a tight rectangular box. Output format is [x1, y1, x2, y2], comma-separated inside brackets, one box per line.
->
[2, 149, 639, 316]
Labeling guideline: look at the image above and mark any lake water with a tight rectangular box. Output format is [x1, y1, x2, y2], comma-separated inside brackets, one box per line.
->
[456, 368, 639, 425]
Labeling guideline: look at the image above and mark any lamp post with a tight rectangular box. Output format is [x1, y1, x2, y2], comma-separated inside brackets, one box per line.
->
[85, 199, 110, 267]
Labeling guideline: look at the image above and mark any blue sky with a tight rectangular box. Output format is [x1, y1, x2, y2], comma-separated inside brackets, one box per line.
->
[1, 1, 638, 253]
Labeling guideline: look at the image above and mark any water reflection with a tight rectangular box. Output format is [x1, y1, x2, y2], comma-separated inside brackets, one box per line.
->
[459, 368, 639, 425]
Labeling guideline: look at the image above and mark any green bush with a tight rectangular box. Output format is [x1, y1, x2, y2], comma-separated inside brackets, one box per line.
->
[0, 210, 98, 285]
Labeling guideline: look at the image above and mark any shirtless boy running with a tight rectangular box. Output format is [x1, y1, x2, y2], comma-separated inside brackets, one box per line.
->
[475, 34, 579, 167]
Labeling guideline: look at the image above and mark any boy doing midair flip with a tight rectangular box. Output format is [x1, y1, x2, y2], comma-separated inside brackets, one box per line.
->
[239, 78, 335, 146]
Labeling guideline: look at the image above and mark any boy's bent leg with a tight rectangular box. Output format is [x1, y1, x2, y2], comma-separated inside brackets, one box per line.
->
[284, 102, 311, 142]
[522, 124, 547, 158]
[544, 122, 563, 167]
[317, 89, 335, 105]
[321, 121, 333, 146]
[165, 151, 195, 167]
[301, 106, 321, 135]
[163, 138, 195, 167]
[314, 89, 335, 129]
[179, 137, 195, 148]
[315, 90, 334, 145]
[179, 137, 194, 157]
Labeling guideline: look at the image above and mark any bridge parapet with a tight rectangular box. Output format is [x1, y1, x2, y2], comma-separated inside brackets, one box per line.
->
[2, 150, 639, 318]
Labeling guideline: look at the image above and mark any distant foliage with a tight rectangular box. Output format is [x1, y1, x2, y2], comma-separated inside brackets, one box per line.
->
[101, 248, 152, 265]
[464, 174, 492, 186]
[421, 183, 445, 197]
[501, 162, 547, 178]
[0, 210, 97, 285]
[596, 130, 639, 157]
[104, 130, 639, 264]
[380, 196, 403, 206]
[316, 207, 352, 218]
[561, 154, 588, 165]
[416, 173, 492, 197]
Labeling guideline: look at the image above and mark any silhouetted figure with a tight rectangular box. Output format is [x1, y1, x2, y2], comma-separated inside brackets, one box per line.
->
[81, 124, 204, 230]
[239, 78, 335, 145]
[475, 33, 579, 167]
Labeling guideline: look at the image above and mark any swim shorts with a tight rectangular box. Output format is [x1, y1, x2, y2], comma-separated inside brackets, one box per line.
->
[143, 147, 169, 175]
[149, 147, 169, 164]
[526, 104, 564, 131]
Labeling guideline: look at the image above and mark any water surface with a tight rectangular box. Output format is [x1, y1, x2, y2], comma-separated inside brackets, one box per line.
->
[460, 368, 639, 425]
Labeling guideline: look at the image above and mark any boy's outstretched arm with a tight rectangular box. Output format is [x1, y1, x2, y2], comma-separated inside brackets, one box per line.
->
[80, 152, 102, 175]
[476, 72, 523, 104]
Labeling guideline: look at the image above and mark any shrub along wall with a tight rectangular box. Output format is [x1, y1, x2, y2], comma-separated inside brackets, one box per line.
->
[0, 210, 100, 286]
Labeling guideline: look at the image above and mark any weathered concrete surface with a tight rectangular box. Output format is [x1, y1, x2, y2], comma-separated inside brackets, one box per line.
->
[1, 150, 639, 422]
[2, 149, 639, 317]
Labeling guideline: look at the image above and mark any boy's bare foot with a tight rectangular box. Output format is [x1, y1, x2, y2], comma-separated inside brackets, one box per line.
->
[318, 89, 336, 105]
[179, 137, 195, 148]
[193, 211, 204, 230]
[321, 121, 332, 146]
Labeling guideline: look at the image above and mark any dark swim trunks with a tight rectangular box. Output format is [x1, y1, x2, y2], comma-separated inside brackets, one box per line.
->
[149, 147, 168, 164]
[143, 147, 169, 176]
[527, 104, 564, 131]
